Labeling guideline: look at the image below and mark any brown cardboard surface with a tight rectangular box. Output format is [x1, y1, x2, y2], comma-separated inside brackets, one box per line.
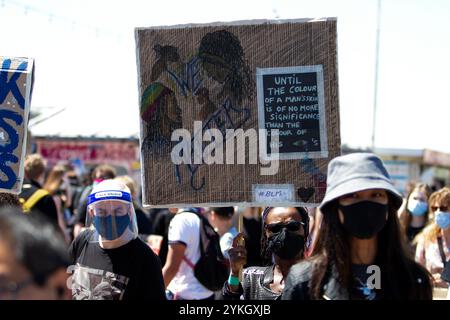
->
[136, 18, 340, 207]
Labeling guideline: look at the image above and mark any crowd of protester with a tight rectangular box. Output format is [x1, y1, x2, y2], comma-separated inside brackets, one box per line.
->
[0, 152, 449, 300]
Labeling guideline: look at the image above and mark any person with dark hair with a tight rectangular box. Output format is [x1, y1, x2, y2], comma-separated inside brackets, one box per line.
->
[0, 192, 21, 208]
[282, 153, 433, 300]
[72, 164, 117, 238]
[148, 208, 175, 267]
[198, 29, 253, 106]
[207, 207, 237, 259]
[163, 207, 216, 300]
[0, 206, 71, 299]
[141, 44, 182, 149]
[234, 207, 264, 267]
[150, 44, 180, 82]
[306, 207, 322, 257]
[65, 170, 83, 241]
[222, 207, 309, 300]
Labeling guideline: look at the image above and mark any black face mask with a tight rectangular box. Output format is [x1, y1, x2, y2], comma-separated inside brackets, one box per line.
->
[339, 201, 388, 239]
[267, 228, 305, 260]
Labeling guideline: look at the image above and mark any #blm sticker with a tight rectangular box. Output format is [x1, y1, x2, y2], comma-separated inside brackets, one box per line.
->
[252, 184, 295, 204]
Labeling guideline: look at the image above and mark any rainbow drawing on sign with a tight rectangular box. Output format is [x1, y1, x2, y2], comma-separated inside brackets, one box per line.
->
[140, 82, 172, 123]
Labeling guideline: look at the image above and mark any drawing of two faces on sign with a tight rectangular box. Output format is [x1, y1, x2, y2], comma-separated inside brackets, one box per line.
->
[140, 29, 253, 151]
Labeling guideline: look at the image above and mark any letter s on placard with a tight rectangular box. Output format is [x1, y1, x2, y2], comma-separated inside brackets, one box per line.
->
[0, 109, 23, 190]
[0, 109, 23, 153]
[0, 153, 19, 189]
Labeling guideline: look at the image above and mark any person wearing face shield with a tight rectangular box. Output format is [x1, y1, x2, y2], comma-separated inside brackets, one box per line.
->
[72, 164, 117, 239]
[282, 153, 432, 300]
[222, 207, 309, 300]
[68, 179, 165, 300]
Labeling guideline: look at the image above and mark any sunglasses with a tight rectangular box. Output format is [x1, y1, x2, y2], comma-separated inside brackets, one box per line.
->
[265, 220, 304, 233]
[431, 205, 448, 212]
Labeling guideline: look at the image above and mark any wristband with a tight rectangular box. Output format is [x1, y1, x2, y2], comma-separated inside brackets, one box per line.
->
[228, 274, 240, 286]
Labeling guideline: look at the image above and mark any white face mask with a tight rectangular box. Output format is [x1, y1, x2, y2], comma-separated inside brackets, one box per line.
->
[407, 199, 428, 216]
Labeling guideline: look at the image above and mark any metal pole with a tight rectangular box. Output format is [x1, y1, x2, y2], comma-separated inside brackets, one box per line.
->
[28, 107, 66, 127]
[372, 0, 382, 152]
[238, 209, 243, 281]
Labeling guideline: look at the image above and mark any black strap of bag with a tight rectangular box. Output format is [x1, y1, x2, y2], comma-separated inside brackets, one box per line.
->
[437, 236, 448, 267]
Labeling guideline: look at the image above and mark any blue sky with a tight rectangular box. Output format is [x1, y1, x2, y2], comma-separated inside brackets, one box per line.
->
[1, 0, 449, 152]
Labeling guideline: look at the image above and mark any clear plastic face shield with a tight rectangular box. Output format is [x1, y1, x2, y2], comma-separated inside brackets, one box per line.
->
[86, 190, 138, 243]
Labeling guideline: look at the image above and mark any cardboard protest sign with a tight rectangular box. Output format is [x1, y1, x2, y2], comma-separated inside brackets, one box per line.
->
[135, 18, 340, 207]
[0, 56, 34, 194]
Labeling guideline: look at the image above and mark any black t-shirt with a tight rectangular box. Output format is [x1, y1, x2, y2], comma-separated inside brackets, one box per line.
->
[69, 230, 166, 300]
[135, 205, 152, 236]
[407, 226, 424, 243]
[350, 264, 378, 300]
[442, 259, 450, 283]
[151, 209, 174, 266]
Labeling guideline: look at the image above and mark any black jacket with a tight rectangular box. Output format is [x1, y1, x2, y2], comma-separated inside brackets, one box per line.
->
[222, 265, 281, 300]
[282, 260, 432, 300]
[281, 260, 348, 300]
[19, 179, 58, 227]
[74, 185, 93, 225]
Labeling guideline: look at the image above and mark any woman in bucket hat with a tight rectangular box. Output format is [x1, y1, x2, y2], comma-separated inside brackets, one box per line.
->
[282, 153, 432, 300]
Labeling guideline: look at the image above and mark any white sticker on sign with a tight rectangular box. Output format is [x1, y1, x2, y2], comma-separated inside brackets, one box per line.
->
[252, 184, 295, 203]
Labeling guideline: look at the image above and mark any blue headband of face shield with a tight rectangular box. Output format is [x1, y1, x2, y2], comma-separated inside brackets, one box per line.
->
[88, 190, 132, 205]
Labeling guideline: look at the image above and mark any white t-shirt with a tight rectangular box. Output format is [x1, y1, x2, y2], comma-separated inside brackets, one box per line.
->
[416, 237, 450, 273]
[167, 211, 213, 299]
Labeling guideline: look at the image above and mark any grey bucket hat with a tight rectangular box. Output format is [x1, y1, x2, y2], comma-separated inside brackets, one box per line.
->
[319, 153, 403, 213]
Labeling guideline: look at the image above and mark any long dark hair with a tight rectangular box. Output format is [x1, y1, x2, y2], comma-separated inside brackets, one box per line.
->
[198, 29, 253, 104]
[260, 207, 309, 265]
[309, 195, 432, 299]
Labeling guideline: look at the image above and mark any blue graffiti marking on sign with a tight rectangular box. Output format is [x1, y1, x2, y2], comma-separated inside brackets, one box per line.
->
[299, 157, 326, 183]
[0, 59, 27, 109]
[167, 56, 203, 98]
[0, 109, 24, 189]
[0, 109, 23, 153]
[0, 153, 19, 189]
[174, 98, 251, 191]
[298, 152, 327, 201]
